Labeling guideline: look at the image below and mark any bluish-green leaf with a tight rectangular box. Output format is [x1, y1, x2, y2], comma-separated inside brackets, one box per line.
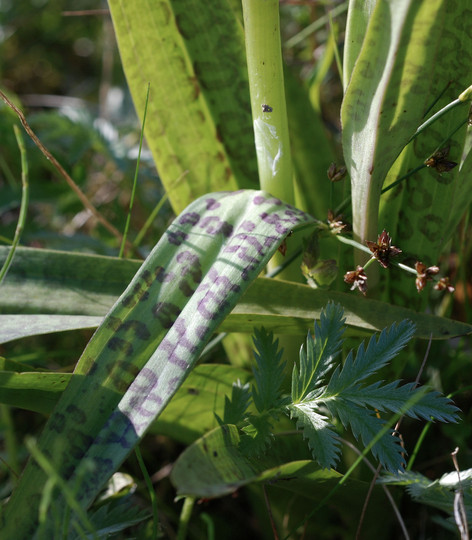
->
[326, 319, 415, 394]
[291, 302, 345, 402]
[287, 402, 340, 470]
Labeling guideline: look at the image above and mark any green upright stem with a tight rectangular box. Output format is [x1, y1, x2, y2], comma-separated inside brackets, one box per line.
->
[242, 0, 294, 205]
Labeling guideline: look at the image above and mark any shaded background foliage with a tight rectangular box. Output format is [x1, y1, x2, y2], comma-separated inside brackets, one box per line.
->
[1, 1, 472, 539]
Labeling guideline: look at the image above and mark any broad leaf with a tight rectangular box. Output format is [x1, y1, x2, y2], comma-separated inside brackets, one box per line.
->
[107, 0, 258, 214]
[171, 424, 370, 502]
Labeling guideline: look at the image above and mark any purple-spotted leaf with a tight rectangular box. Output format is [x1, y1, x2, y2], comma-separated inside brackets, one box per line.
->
[2, 270, 472, 342]
[1, 190, 313, 538]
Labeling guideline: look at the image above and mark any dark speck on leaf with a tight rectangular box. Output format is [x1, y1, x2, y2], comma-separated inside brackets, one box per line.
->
[187, 387, 199, 395]
[213, 451, 218, 458]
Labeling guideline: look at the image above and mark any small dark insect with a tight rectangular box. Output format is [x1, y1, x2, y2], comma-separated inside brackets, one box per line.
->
[262, 104, 273, 113]
[424, 146, 457, 173]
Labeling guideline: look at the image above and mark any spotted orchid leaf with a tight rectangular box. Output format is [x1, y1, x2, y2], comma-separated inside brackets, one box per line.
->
[1, 190, 313, 538]
[2, 248, 472, 342]
[107, 0, 258, 214]
[342, 0, 453, 247]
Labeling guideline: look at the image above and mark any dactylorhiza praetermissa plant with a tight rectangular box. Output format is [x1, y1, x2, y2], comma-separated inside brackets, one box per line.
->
[221, 303, 459, 472]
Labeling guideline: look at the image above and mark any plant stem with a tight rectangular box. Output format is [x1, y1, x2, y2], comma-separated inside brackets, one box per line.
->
[176, 497, 195, 540]
[242, 0, 294, 205]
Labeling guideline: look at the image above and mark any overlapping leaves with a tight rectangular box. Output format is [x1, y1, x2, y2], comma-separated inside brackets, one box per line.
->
[223, 303, 459, 472]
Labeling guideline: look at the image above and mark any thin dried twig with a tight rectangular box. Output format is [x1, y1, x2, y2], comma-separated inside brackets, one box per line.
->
[0, 89, 134, 254]
[339, 437, 409, 540]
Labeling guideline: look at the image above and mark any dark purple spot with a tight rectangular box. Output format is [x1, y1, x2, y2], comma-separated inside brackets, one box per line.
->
[105, 316, 122, 331]
[154, 265, 174, 283]
[153, 302, 181, 328]
[177, 251, 202, 295]
[142, 270, 152, 286]
[49, 412, 66, 433]
[118, 320, 151, 340]
[107, 337, 134, 355]
[195, 325, 210, 340]
[205, 198, 221, 210]
[239, 220, 256, 232]
[253, 195, 265, 205]
[199, 215, 233, 237]
[65, 405, 87, 424]
[68, 429, 94, 460]
[139, 367, 159, 387]
[178, 211, 200, 226]
[167, 229, 188, 246]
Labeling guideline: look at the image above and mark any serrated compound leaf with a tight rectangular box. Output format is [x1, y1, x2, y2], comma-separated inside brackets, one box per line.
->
[288, 402, 341, 469]
[326, 320, 415, 394]
[326, 399, 406, 472]
[292, 302, 345, 402]
[341, 381, 460, 423]
[251, 328, 285, 413]
[222, 380, 252, 425]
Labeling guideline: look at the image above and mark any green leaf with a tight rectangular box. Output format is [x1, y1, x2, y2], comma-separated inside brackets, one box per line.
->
[326, 398, 405, 472]
[291, 302, 345, 403]
[1, 190, 313, 538]
[171, 424, 371, 503]
[240, 413, 275, 457]
[171, 424, 259, 499]
[342, 0, 377, 89]
[251, 328, 285, 413]
[107, 0, 258, 214]
[341, 380, 460, 424]
[342, 0, 450, 245]
[0, 363, 252, 446]
[380, 469, 472, 524]
[378, 4, 472, 279]
[0, 370, 71, 415]
[152, 364, 253, 444]
[220, 379, 252, 425]
[3, 248, 472, 341]
[287, 304, 457, 472]
[287, 402, 340, 470]
[326, 319, 416, 393]
[70, 494, 151, 540]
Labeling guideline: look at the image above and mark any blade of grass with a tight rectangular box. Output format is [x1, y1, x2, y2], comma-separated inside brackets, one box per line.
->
[0, 126, 29, 285]
[134, 446, 159, 539]
[119, 83, 150, 258]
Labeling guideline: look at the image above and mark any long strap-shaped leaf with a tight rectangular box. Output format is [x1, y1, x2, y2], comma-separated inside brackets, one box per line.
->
[342, 0, 445, 246]
[1, 190, 313, 538]
[107, 0, 258, 214]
